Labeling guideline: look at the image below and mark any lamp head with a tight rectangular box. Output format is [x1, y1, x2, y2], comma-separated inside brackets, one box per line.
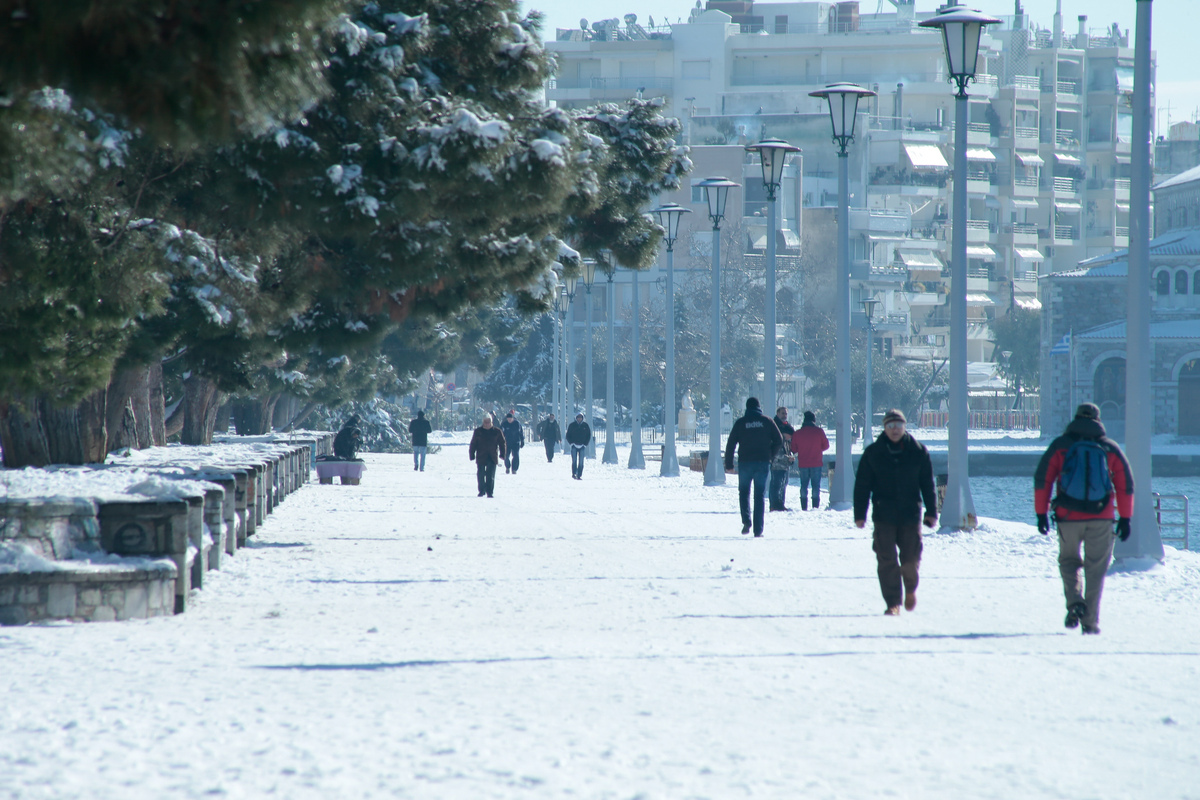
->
[563, 273, 579, 298]
[862, 297, 880, 320]
[695, 177, 740, 227]
[919, 5, 999, 93]
[744, 139, 801, 196]
[581, 259, 597, 290]
[809, 83, 876, 152]
[650, 202, 692, 249]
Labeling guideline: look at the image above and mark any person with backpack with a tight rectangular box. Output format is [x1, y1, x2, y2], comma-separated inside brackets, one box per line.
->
[724, 397, 785, 537]
[1033, 402, 1134, 635]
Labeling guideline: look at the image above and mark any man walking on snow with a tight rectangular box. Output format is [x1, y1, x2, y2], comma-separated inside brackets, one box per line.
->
[769, 407, 796, 512]
[540, 414, 561, 463]
[854, 409, 937, 616]
[408, 410, 432, 471]
[1033, 402, 1134, 635]
[468, 414, 506, 498]
[500, 410, 524, 474]
[724, 397, 784, 537]
[566, 413, 591, 480]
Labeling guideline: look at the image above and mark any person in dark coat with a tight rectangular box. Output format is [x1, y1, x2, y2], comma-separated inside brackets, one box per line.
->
[541, 414, 561, 462]
[333, 414, 362, 460]
[853, 409, 937, 616]
[565, 413, 592, 479]
[408, 410, 432, 471]
[468, 414, 506, 498]
[769, 407, 796, 511]
[1033, 402, 1134, 634]
[791, 410, 830, 510]
[500, 410, 525, 474]
[724, 397, 784, 537]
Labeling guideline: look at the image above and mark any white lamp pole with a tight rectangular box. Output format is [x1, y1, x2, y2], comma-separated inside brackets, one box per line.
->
[628, 265, 645, 469]
[651, 202, 692, 477]
[921, 4, 999, 531]
[863, 297, 880, 443]
[810, 83, 876, 510]
[745, 139, 801, 411]
[562, 273, 579, 455]
[696, 177, 739, 486]
[581, 260, 598, 459]
[602, 268, 619, 463]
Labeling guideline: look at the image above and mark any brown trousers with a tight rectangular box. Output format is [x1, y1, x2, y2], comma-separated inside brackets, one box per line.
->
[1057, 517, 1115, 627]
[873, 521, 923, 607]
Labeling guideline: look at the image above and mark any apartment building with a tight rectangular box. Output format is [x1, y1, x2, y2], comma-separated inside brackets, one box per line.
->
[545, 0, 1150, 367]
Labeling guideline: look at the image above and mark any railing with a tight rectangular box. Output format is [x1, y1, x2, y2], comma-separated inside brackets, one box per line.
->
[1013, 76, 1040, 91]
[1056, 130, 1081, 147]
[919, 410, 1040, 430]
[1113, 178, 1131, 191]
[1014, 177, 1039, 187]
[968, 122, 992, 134]
[1054, 225, 1077, 240]
[1154, 493, 1190, 551]
[1052, 177, 1077, 192]
[1009, 222, 1039, 235]
[966, 219, 990, 231]
[588, 77, 673, 93]
[1014, 126, 1039, 139]
[1115, 226, 1129, 238]
[1056, 80, 1081, 95]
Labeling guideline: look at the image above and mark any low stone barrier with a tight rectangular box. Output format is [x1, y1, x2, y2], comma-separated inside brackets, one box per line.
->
[0, 431, 334, 624]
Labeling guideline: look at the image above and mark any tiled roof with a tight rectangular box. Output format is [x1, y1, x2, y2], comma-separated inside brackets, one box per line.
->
[1055, 227, 1200, 278]
[1154, 164, 1200, 191]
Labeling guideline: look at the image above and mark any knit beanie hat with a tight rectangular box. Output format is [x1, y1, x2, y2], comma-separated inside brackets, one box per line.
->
[1075, 402, 1101, 421]
[745, 397, 761, 412]
[803, 410, 816, 424]
[882, 409, 906, 426]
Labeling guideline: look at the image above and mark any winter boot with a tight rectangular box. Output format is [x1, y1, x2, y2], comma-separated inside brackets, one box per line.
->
[800, 497, 808, 511]
[1081, 623, 1101, 635]
[812, 496, 820, 509]
[1064, 601, 1087, 630]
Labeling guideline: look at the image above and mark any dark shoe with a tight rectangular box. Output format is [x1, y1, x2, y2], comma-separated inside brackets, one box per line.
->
[487, 494, 493, 498]
[904, 589, 917, 612]
[753, 532, 763, 538]
[478, 491, 485, 497]
[812, 497, 819, 509]
[505, 468, 510, 474]
[884, 606, 901, 616]
[800, 499, 808, 511]
[1081, 623, 1101, 635]
[1064, 601, 1087, 630]
[741, 523, 751, 535]
[414, 466, 418, 471]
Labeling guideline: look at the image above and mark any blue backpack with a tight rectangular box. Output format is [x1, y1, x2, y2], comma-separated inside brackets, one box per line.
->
[1054, 439, 1112, 514]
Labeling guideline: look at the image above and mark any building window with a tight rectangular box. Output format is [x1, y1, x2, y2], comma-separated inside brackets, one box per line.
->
[1177, 270, 1190, 295]
[1094, 357, 1126, 415]
[1194, 270, 1200, 294]
[1156, 270, 1170, 295]
[691, 185, 704, 203]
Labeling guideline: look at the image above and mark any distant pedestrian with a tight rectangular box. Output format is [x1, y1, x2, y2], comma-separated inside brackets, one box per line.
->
[468, 414, 506, 498]
[791, 410, 830, 510]
[566, 413, 592, 479]
[853, 409, 936, 616]
[333, 414, 363, 460]
[769, 407, 796, 511]
[408, 410, 432, 471]
[1033, 402, 1134, 635]
[541, 414, 561, 462]
[500, 410, 525, 474]
[724, 397, 784, 537]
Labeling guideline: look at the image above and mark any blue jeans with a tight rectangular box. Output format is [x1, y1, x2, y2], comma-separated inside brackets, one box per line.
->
[738, 461, 770, 535]
[798, 466, 822, 506]
[571, 445, 586, 478]
[769, 466, 790, 509]
[413, 446, 427, 470]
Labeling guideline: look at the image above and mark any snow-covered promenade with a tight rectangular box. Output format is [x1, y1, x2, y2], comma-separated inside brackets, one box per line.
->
[3, 432, 1200, 799]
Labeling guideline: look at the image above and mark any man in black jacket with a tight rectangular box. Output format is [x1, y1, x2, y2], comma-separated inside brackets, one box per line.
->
[565, 413, 592, 479]
[408, 410, 432, 471]
[468, 414, 506, 498]
[853, 409, 937, 615]
[540, 414, 561, 462]
[769, 406, 796, 511]
[724, 397, 784, 537]
[500, 411, 525, 474]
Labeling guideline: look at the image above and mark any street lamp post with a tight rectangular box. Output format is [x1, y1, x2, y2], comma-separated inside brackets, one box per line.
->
[602, 268, 619, 463]
[581, 260, 598, 459]
[552, 287, 564, 443]
[745, 139, 801, 412]
[651, 202, 692, 477]
[562, 273, 579, 455]
[628, 266, 645, 469]
[921, 4, 999, 531]
[696, 177, 739, 486]
[862, 297, 880, 443]
[810, 83, 876, 510]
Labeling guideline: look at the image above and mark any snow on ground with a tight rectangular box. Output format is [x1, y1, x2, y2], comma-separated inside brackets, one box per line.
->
[3, 433, 1200, 799]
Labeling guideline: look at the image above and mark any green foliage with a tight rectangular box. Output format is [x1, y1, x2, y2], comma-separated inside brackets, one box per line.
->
[991, 307, 1041, 396]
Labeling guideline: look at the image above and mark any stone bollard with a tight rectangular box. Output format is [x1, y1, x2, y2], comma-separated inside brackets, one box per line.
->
[201, 486, 226, 570]
[183, 494, 206, 590]
[1, 497, 99, 560]
[97, 499, 191, 613]
[244, 465, 260, 536]
[200, 472, 238, 556]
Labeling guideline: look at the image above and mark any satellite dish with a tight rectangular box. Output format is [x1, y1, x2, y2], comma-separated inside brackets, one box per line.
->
[580, 18, 588, 30]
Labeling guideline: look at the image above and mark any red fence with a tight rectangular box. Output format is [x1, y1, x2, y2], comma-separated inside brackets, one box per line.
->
[920, 410, 1040, 430]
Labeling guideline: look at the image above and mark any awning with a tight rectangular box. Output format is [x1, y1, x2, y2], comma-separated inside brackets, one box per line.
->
[1116, 202, 1130, 212]
[1015, 297, 1043, 310]
[1010, 198, 1040, 209]
[1055, 200, 1083, 212]
[966, 293, 996, 305]
[966, 245, 997, 259]
[1054, 153, 1082, 165]
[1116, 155, 1131, 164]
[900, 252, 943, 268]
[866, 233, 906, 242]
[966, 147, 997, 162]
[1015, 247, 1044, 261]
[1016, 152, 1045, 166]
[904, 143, 949, 170]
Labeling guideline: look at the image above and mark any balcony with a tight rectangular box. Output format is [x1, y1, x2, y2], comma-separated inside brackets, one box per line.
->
[1012, 176, 1039, 196]
[966, 219, 993, 243]
[572, 77, 673, 100]
[1051, 177, 1078, 193]
[1054, 129, 1082, 148]
[1054, 225, 1078, 242]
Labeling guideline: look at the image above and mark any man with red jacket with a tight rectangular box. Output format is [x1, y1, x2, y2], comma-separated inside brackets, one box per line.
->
[790, 410, 830, 511]
[1033, 402, 1134, 635]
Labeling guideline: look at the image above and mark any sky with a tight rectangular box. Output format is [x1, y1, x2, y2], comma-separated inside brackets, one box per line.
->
[520, 0, 1200, 131]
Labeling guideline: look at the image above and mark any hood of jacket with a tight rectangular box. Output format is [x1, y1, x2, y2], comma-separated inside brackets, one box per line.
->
[1064, 417, 1106, 440]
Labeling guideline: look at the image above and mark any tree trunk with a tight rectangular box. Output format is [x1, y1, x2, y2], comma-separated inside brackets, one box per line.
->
[285, 401, 319, 431]
[106, 365, 146, 451]
[42, 390, 108, 464]
[231, 395, 279, 435]
[148, 361, 167, 446]
[0, 397, 51, 468]
[212, 399, 232, 433]
[180, 374, 224, 445]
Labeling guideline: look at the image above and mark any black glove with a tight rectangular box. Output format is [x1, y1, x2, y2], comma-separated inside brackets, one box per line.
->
[1116, 517, 1131, 542]
[1036, 514, 1050, 535]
